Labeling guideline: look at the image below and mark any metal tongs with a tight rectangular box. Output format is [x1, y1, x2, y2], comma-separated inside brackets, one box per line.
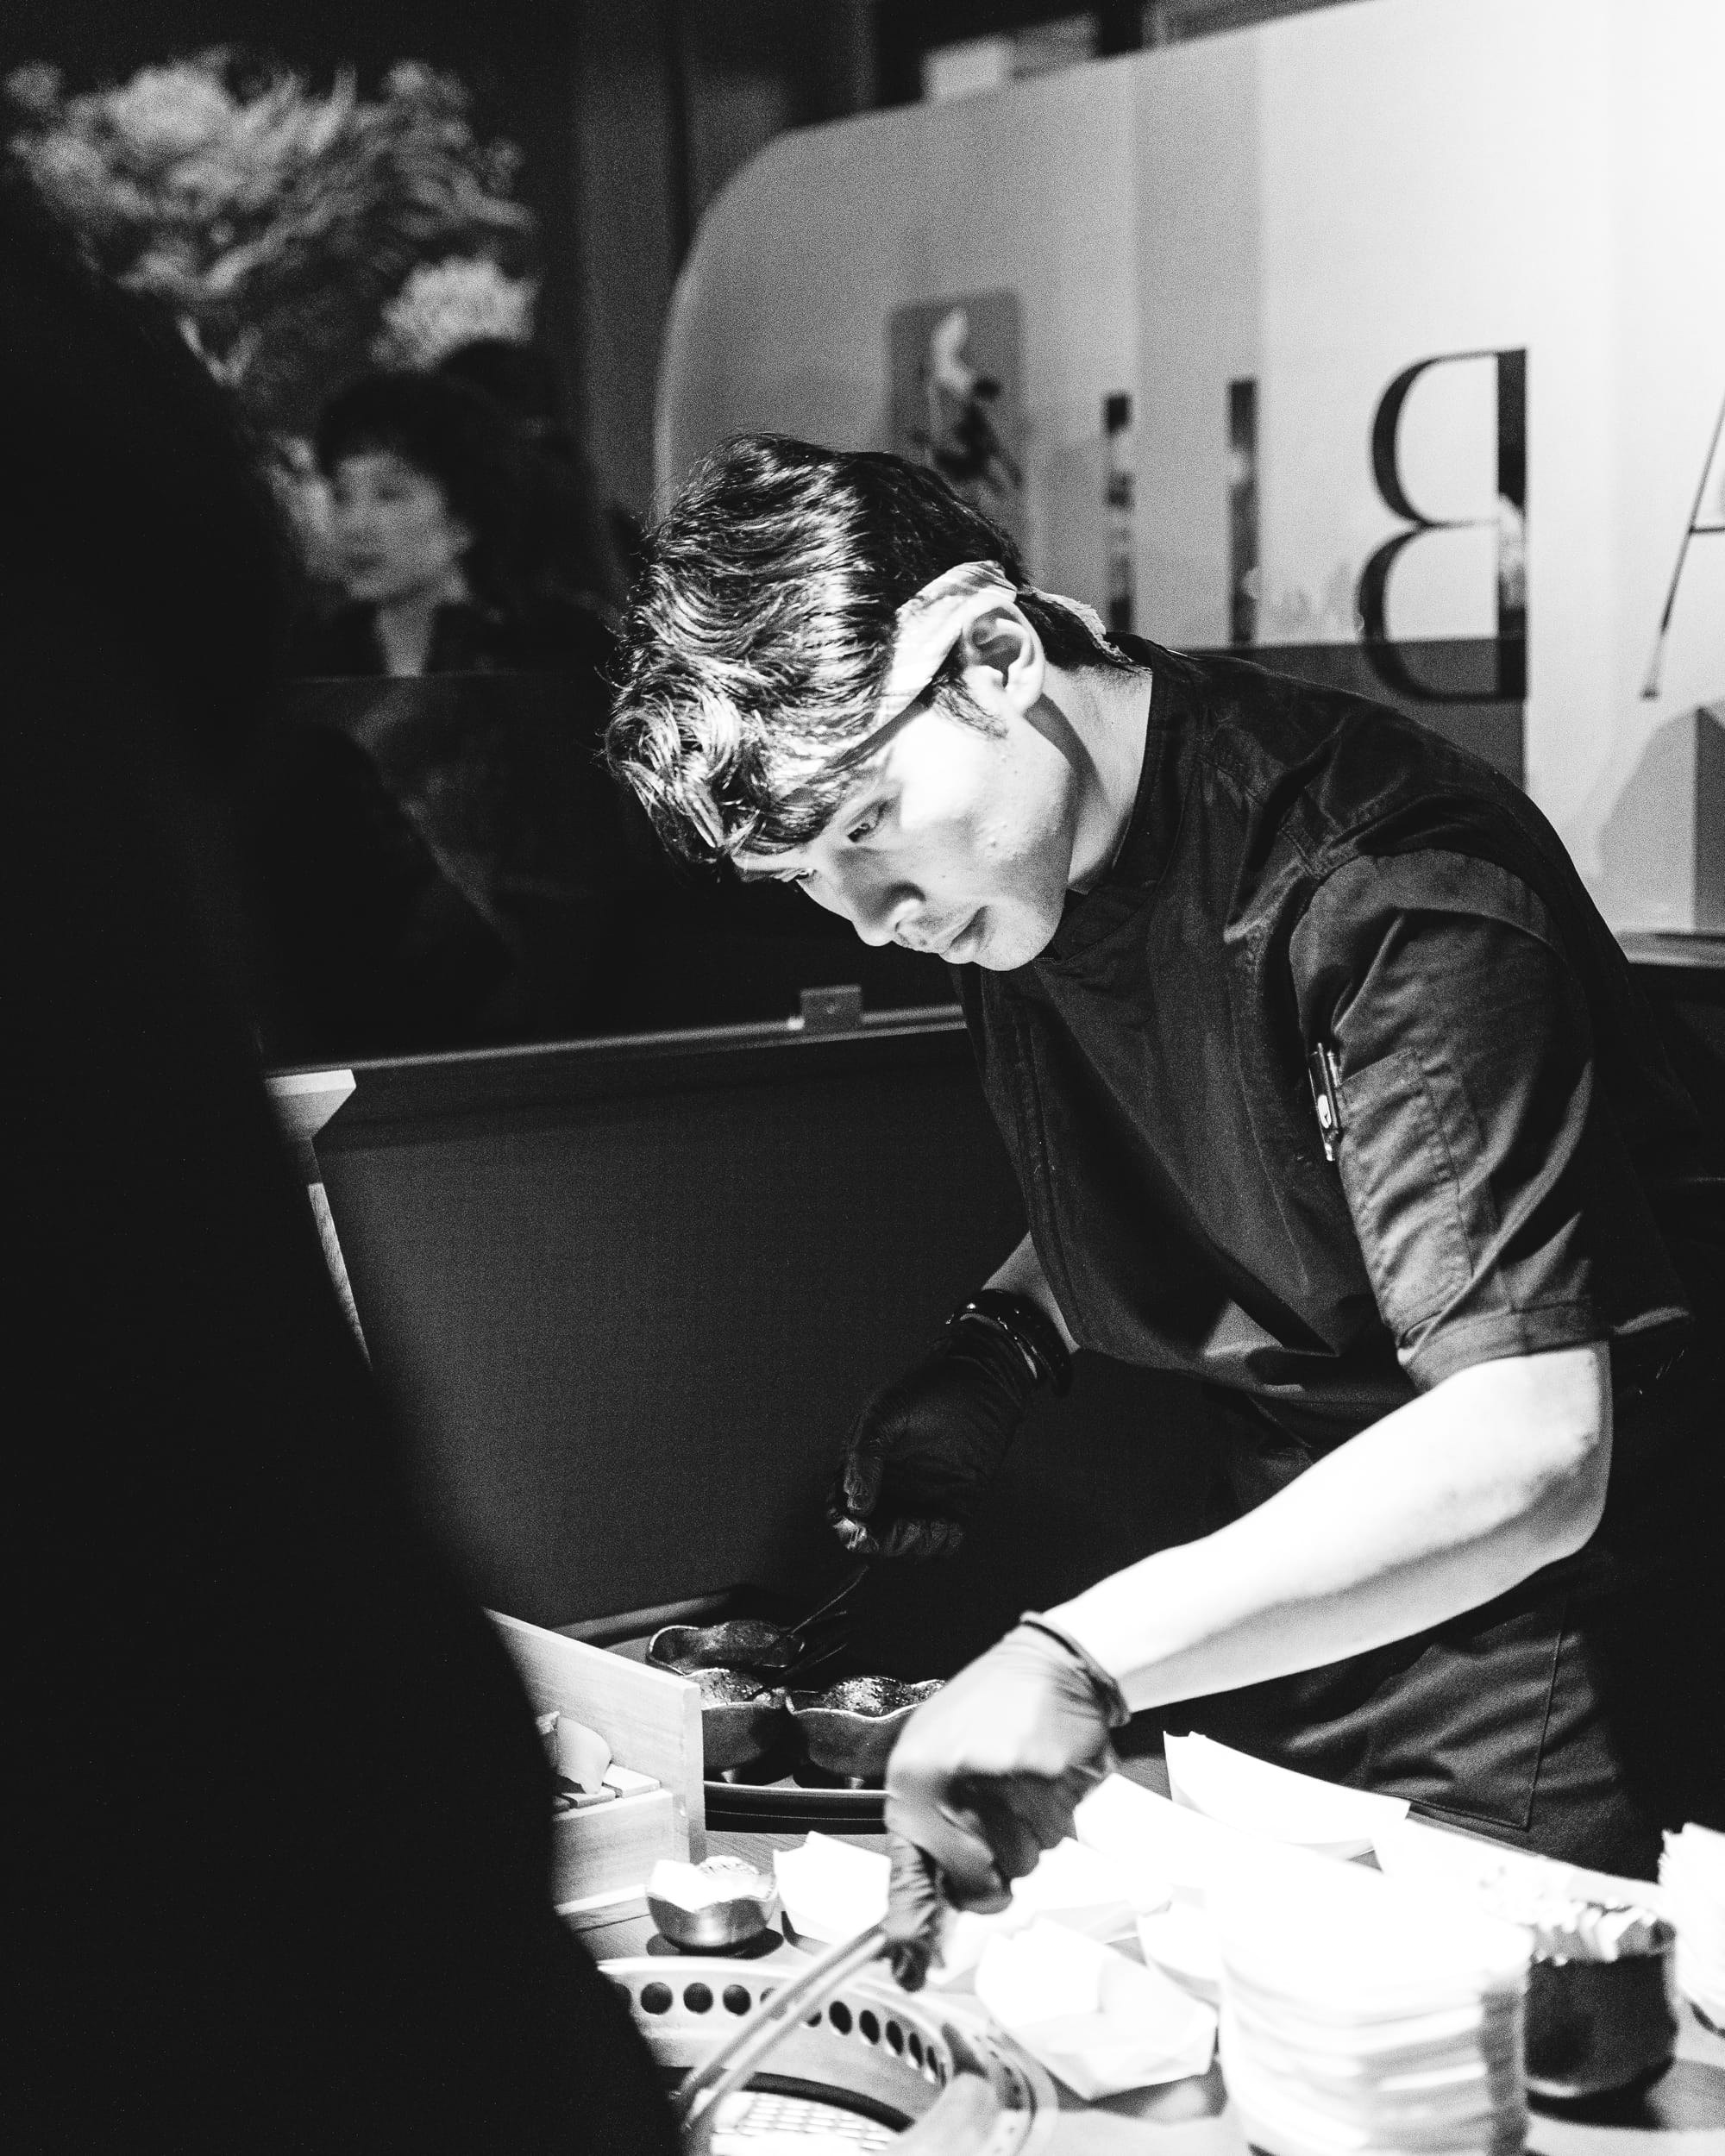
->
[787, 1557, 871, 1639]
[772, 1558, 872, 1681]
[674, 1895, 1007, 2153]
[649, 1562, 872, 1685]
[738, 1562, 873, 1684]
[673, 1921, 892, 2139]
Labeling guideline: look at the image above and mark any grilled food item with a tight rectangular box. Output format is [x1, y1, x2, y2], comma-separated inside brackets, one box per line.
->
[809, 1675, 938, 1716]
[787, 1677, 945, 1783]
[649, 1619, 803, 1673]
[691, 1665, 770, 1703]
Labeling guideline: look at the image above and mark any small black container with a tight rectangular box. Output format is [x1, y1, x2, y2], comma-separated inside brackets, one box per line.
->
[1524, 1920, 1678, 2101]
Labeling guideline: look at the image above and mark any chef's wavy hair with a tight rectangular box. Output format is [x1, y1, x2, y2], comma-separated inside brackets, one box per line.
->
[607, 434, 1131, 861]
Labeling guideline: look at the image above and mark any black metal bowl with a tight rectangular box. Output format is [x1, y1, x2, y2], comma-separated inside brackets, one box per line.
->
[1525, 1922, 1678, 2101]
[783, 1678, 944, 1785]
[646, 1619, 805, 1675]
[661, 1664, 790, 1777]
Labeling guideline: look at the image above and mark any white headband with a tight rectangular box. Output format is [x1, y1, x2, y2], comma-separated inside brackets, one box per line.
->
[876, 559, 1108, 726]
[749, 560, 1111, 824]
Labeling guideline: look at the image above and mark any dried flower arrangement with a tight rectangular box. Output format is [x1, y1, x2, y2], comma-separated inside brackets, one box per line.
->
[4, 50, 539, 431]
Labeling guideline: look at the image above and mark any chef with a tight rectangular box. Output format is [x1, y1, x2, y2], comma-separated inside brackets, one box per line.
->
[608, 435, 1722, 1959]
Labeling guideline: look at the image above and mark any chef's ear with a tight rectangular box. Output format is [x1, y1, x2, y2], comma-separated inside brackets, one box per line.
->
[956, 602, 1045, 715]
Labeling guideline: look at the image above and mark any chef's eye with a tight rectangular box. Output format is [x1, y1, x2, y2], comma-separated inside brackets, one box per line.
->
[845, 804, 886, 845]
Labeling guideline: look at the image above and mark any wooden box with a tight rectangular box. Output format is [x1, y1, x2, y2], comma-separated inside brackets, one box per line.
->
[490, 1611, 706, 1920]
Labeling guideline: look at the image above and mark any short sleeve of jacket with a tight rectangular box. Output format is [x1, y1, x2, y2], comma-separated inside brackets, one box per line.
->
[1288, 849, 1679, 1390]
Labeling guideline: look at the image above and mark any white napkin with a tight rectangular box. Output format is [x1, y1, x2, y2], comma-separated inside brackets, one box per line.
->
[1011, 1834, 1163, 1922]
[927, 1837, 1160, 1986]
[553, 1714, 613, 1793]
[1665, 1821, 1725, 1881]
[1377, 1814, 1659, 1906]
[974, 1919, 1216, 2100]
[648, 1858, 770, 1913]
[773, 1833, 889, 1944]
[1076, 1771, 1283, 1900]
[1662, 1822, 1725, 2025]
[1137, 1902, 1223, 2004]
[1165, 1733, 1407, 1858]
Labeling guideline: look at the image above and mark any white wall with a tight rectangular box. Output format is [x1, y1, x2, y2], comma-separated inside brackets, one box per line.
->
[659, 0, 1725, 927]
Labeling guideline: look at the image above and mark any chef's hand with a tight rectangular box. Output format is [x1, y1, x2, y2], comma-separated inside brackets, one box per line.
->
[881, 1835, 946, 1991]
[827, 1321, 1037, 1560]
[883, 1620, 1128, 1919]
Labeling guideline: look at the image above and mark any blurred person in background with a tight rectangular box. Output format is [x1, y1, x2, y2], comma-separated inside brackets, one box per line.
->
[300, 367, 614, 680]
[252, 366, 530, 1058]
[2, 171, 674, 2154]
[270, 367, 636, 1057]
[243, 688, 530, 1062]
[439, 335, 633, 622]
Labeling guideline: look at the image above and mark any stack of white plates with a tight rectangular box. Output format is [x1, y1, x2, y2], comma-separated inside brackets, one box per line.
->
[1661, 1823, 1725, 2032]
[1214, 1853, 1530, 2156]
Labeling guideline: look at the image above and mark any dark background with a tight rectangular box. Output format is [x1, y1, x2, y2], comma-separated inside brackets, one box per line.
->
[1, 0, 1354, 523]
[313, 1016, 1220, 1674]
[307, 951, 1724, 1665]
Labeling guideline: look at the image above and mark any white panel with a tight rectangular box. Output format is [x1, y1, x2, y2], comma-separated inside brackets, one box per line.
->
[1591, 0, 1725, 924]
[1130, 31, 1261, 645]
[656, 0, 1725, 927]
[658, 60, 1140, 605]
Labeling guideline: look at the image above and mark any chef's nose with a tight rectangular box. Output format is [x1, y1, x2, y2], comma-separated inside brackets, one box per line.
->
[850, 880, 921, 948]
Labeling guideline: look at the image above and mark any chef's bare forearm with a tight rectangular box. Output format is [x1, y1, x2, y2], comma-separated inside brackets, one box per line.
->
[984, 1233, 1078, 1354]
[1045, 1344, 1610, 1712]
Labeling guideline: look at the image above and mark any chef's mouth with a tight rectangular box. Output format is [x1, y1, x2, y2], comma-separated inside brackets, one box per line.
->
[907, 910, 980, 960]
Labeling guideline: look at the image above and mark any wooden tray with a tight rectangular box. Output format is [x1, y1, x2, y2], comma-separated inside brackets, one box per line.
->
[490, 1611, 706, 1888]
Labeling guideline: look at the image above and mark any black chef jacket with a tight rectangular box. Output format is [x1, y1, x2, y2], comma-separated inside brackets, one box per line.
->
[957, 641, 1722, 1872]
[961, 639, 1702, 1420]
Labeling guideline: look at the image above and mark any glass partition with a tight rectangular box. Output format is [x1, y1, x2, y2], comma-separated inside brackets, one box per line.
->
[247, 671, 957, 1067]
[247, 627, 1545, 1069]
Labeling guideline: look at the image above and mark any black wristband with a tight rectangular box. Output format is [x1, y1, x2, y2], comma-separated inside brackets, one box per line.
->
[948, 1288, 1073, 1397]
[1019, 1613, 1131, 1731]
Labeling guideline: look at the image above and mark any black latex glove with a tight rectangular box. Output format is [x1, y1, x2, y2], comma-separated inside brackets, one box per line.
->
[881, 1835, 946, 1991]
[826, 1321, 1037, 1560]
[883, 1622, 1124, 1916]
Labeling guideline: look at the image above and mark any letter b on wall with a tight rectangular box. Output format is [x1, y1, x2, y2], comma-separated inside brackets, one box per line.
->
[1358, 349, 1527, 702]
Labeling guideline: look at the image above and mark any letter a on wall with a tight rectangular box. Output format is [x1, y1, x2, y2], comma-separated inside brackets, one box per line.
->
[1641, 388, 1725, 699]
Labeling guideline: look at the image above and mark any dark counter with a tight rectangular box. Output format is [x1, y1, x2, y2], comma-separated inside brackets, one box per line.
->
[301, 935, 1723, 1662]
[309, 1006, 1215, 1666]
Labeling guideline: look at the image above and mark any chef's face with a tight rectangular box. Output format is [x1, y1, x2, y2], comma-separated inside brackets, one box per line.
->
[736, 618, 1080, 971]
[328, 449, 471, 607]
